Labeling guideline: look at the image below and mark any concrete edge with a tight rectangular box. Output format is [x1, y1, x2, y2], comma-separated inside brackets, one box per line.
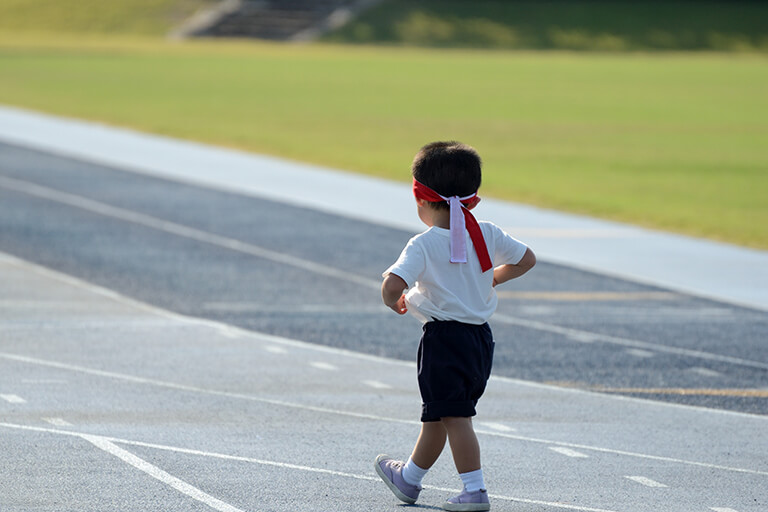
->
[1, 104, 766, 312]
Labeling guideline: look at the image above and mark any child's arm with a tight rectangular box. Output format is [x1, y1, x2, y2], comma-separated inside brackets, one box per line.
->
[381, 273, 408, 315]
[493, 247, 536, 287]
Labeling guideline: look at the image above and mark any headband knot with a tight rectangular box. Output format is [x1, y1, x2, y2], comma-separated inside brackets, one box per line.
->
[412, 179, 492, 272]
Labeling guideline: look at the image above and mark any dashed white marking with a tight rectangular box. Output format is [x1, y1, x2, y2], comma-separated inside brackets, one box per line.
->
[690, 367, 722, 377]
[217, 327, 242, 339]
[4, 242, 763, 374]
[710, 508, 740, 512]
[626, 348, 655, 358]
[494, 313, 768, 370]
[309, 361, 338, 371]
[519, 305, 556, 316]
[625, 476, 668, 488]
[82, 434, 245, 512]
[0, 422, 621, 512]
[118, 438, 619, 512]
[549, 447, 589, 458]
[362, 380, 391, 390]
[477, 422, 516, 432]
[565, 332, 597, 343]
[2, 352, 767, 477]
[0, 394, 26, 404]
[264, 345, 287, 354]
[43, 417, 73, 427]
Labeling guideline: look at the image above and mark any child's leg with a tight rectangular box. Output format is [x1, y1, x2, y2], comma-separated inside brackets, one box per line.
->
[442, 416, 489, 507]
[441, 417, 481, 473]
[398, 421, 447, 487]
[410, 421, 447, 469]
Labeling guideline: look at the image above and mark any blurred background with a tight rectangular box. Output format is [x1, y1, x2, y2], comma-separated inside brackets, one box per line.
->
[0, 0, 766, 249]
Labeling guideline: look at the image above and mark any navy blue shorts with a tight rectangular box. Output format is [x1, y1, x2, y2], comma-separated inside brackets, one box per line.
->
[417, 320, 495, 422]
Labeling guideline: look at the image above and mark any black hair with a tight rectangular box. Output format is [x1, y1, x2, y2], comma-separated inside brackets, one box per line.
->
[411, 141, 482, 210]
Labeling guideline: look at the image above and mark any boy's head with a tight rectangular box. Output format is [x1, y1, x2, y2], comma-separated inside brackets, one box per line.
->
[412, 141, 482, 210]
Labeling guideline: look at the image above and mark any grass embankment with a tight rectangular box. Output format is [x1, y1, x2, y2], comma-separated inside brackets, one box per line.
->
[324, 0, 768, 52]
[0, 36, 766, 248]
[0, 0, 215, 35]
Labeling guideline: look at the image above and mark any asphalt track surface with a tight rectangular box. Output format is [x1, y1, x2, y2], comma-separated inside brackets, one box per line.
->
[1, 142, 767, 512]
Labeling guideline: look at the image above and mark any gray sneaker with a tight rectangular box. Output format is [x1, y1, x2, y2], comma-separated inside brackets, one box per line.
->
[374, 454, 421, 504]
[443, 488, 490, 511]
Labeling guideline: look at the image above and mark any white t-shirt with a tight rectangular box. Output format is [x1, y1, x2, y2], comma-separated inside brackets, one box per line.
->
[383, 221, 528, 325]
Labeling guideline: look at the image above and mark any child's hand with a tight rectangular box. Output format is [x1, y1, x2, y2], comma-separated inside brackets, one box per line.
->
[390, 294, 408, 315]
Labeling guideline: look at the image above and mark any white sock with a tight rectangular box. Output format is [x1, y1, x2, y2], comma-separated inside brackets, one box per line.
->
[402, 457, 428, 486]
[459, 468, 486, 492]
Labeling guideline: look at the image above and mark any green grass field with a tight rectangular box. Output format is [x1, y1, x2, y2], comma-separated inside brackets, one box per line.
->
[0, 0, 216, 35]
[0, 34, 766, 248]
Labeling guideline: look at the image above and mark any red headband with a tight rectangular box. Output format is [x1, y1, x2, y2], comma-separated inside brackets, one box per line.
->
[413, 179, 492, 272]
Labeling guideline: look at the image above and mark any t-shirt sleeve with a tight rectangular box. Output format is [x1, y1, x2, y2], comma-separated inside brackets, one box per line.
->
[490, 224, 528, 266]
[382, 237, 425, 288]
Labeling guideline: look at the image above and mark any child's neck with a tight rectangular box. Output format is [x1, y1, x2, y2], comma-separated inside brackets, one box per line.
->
[429, 210, 451, 229]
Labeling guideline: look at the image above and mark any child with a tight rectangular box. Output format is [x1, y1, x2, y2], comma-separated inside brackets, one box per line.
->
[375, 141, 536, 511]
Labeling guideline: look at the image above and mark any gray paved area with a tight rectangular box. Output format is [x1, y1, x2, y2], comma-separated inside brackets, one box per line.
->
[1, 142, 767, 414]
[0, 109, 767, 511]
[1, 253, 767, 512]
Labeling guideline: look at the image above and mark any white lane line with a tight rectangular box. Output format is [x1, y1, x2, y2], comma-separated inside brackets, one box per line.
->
[309, 361, 338, 371]
[0, 175, 378, 290]
[81, 434, 245, 512]
[4, 241, 764, 375]
[565, 332, 597, 343]
[0, 422, 620, 512]
[362, 380, 392, 390]
[264, 345, 287, 354]
[117, 437, 616, 512]
[3, 351, 766, 478]
[42, 417, 73, 427]
[625, 476, 668, 488]
[0, 394, 26, 404]
[494, 313, 768, 371]
[626, 349, 655, 358]
[477, 422, 516, 432]
[690, 367, 722, 378]
[479, 429, 768, 477]
[0, 351, 411, 424]
[549, 447, 589, 458]
[710, 508, 740, 512]
[217, 327, 242, 339]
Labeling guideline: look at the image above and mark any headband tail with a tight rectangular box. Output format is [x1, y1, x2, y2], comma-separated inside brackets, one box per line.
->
[462, 209, 493, 272]
[448, 197, 467, 264]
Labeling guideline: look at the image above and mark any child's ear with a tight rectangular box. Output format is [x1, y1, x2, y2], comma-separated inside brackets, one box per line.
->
[415, 198, 428, 207]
